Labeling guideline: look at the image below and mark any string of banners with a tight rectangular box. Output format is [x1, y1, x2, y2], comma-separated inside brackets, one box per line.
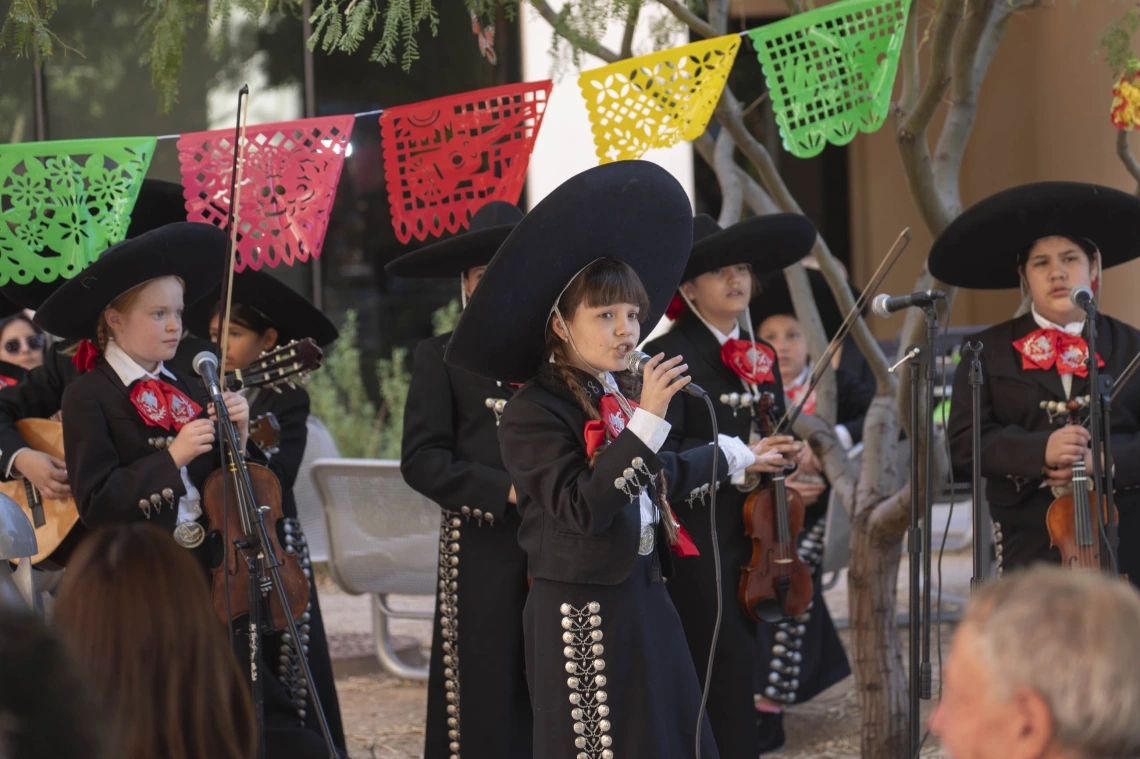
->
[0, 0, 910, 288]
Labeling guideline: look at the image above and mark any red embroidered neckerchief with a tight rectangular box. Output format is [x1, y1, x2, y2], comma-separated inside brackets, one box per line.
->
[0, 375, 18, 388]
[130, 378, 202, 431]
[1012, 328, 1104, 378]
[721, 339, 776, 385]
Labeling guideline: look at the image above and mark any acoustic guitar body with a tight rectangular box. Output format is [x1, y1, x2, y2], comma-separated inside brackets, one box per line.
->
[5, 419, 81, 566]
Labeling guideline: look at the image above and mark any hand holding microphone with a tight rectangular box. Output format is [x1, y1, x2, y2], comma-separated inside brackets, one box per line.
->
[632, 352, 693, 417]
[625, 350, 708, 413]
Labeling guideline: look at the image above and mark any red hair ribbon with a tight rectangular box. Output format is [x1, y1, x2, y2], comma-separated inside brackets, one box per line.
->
[72, 339, 100, 373]
[672, 522, 700, 557]
[665, 294, 687, 321]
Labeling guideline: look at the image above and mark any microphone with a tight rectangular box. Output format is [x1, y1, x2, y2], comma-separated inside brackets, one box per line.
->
[1070, 286, 1095, 313]
[192, 351, 224, 399]
[624, 350, 707, 397]
[871, 289, 947, 317]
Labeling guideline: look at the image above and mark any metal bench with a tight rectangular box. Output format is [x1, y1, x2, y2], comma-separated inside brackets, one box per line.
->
[294, 416, 340, 563]
[310, 458, 439, 680]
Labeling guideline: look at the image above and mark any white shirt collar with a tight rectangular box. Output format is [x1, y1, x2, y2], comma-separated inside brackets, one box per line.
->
[787, 366, 810, 389]
[103, 341, 178, 387]
[1031, 304, 1085, 336]
[705, 320, 740, 346]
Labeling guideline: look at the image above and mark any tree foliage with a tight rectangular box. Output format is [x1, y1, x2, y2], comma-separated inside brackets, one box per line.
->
[1099, 2, 1140, 78]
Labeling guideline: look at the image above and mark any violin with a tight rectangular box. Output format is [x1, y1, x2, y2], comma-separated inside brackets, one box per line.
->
[201, 457, 311, 630]
[739, 392, 814, 623]
[1044, 397, 1120, 575]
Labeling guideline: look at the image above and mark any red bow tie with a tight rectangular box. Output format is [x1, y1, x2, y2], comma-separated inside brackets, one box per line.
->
[1012, 328, 1104, 378]
[130, 378, 203, 432]
[786, 382, 816, 415]
[721, 339, 776, 385]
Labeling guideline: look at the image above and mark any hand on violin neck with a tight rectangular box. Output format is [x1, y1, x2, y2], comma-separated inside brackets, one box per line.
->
[747, 435, 802, 473]
[1044, 451, 1095, 488]
[1044, 425, 1091, 469]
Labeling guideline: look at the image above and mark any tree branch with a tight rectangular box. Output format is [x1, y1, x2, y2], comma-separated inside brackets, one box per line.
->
[693, 131, 782, 214]
[707, 0, 728, 36]
[621, 0, 640, 59]
[783, 0, 805, 13]
[1119, 130, 1140, 195]
[653, 0, 716, 39]
[528, 0, 621, 63]
[714, 128, 743, 226]
[896, 0, 920, 120]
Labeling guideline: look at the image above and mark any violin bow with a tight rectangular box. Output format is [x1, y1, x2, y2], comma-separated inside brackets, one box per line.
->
[218, 84, 250, 373]
[1111, 349, 1140, 405]
[773, 227, 912, 435]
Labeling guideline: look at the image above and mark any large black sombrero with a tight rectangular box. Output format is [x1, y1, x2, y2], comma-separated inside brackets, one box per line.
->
[385, 202, 524, 278]
[184, 268, 339, 348]
[681, 213, 816, 283]
[751, 268, 861, 339]
[444, 161, 694, 384]
[928, 182, 1140, 290]
[1, 179, 189, 311]
[34, 222, 227, 339]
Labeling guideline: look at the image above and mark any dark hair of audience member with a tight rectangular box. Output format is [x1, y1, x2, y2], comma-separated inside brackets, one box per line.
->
[52, 523, 257, 759]
[0, 608, 107, 759]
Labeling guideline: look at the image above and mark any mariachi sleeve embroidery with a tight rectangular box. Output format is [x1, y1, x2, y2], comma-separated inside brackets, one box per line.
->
[61, 381, 186, 529]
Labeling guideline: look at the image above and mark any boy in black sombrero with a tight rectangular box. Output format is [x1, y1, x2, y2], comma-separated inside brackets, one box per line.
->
[384, 201, 534, 759]
[642, 212, 811, 758]
[445, 163, 797, 759]
[935, 182, 1140, 584]
[183, 268, 347, 757]
[0, 179, 213, 533]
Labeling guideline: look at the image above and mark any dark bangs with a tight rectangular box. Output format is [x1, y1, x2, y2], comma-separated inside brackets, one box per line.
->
[1017, 236, 1098, 268]
[561, 258, 651, 321]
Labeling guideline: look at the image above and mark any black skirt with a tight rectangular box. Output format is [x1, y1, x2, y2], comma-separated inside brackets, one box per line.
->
[525, 553, 719, 759]
[424, 510, 533, 759]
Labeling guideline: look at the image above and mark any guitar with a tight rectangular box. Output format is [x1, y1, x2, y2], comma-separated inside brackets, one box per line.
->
[249, 412, 281, 457]
[7, 339, 323, 565]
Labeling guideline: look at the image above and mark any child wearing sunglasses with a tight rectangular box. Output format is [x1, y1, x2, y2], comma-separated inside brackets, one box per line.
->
[0, 314, 45, 372]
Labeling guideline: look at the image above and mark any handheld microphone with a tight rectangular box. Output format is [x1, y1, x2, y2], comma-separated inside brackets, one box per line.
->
[624, 349, 707, 397]
[192, 351, 224, 400]
[871, 289, 947, 318]
[1070, 286, 1095, 313]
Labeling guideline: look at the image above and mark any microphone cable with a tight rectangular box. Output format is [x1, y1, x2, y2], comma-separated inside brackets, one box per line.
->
[695, 391, 720, 759]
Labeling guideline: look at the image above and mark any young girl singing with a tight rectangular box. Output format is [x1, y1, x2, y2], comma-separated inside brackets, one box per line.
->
[445, 162, 795, 759]
[643, 213, 813, 757]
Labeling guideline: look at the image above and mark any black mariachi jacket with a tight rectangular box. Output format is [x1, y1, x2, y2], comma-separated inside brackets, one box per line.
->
[644, 310, 785, 505]
[61, 361, 218, 532]
[498, 368, 728, 585]
[0, 336, 213, 478]
[948, 312, 1140, 511]
[245, 384, 310, 520]
[401, 332, 514, 522]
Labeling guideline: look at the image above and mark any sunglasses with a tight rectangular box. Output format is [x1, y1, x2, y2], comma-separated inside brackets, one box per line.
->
[3, 334, 45, 354]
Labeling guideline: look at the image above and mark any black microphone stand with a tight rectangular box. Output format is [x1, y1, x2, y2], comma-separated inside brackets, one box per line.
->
[204, 366, 339, 759]
[964, 342, 985, 592]
[1080, 302, 1120, 574]
[904, 304, 938, 757]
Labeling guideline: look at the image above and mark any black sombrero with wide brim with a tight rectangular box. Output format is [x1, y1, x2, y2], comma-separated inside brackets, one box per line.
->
[34, 222, 227, 339]
[385, 201, 524, 278]
[184, 268, 339, 348]
[1, 179, 190, 311]
[928, 181, 1140, 290]
[681, 213, 817, 283]
[444, 161, 694, 384]
[751, 268, 861, 339]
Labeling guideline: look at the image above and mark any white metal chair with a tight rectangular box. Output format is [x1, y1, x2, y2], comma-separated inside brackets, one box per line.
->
[294, 416, 340, 562]
[310, 458, 439, 679]
[0, 493, 47, 612]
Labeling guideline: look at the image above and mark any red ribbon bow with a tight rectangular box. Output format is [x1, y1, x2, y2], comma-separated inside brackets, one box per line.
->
[720, 339, 776, 385]
[665, 294, 687, 321]
[786, 382, 816, 416]
[130, 379, 203, 432]
[672, 521, 700, 557]
[1012, 328, 1104, 378]
[72, 339, 100, 373]
[583, 420, 606, 458]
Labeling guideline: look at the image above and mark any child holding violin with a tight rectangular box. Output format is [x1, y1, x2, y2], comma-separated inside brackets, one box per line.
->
[935, 182, 1140, 584]
[183, 267, 347, 756]
[445, 163, 794, 759]
[642, 213, 811, 758]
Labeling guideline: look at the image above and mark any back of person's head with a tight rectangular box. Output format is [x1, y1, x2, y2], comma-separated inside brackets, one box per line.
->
[52, 524, 256, 759]
[0, 609, 105, 759]
[938, 566, 1140, 759]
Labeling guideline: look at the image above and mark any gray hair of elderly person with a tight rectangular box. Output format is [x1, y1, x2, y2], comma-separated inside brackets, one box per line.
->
[964, 567, 1140, 758]
[0, 609, 106, 759]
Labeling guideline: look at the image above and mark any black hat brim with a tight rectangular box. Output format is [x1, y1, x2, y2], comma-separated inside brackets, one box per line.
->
[682, 214, 816, 282]
[34, 222, 227, 339]
[928, 182, 1140, 290]
[184, 269, 339, 348]
[385, 224, 516, 278]
[751, 268, 860, 339]
[0, 179, 189, 311]
[444, 161, 694, 383]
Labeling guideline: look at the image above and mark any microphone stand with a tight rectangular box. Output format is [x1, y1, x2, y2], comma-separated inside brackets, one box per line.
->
[905, 304, 938, 757]
[963, 342, 986, 592]
[204, 368, 339, 759]
[1081, 304, 1120, 574]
